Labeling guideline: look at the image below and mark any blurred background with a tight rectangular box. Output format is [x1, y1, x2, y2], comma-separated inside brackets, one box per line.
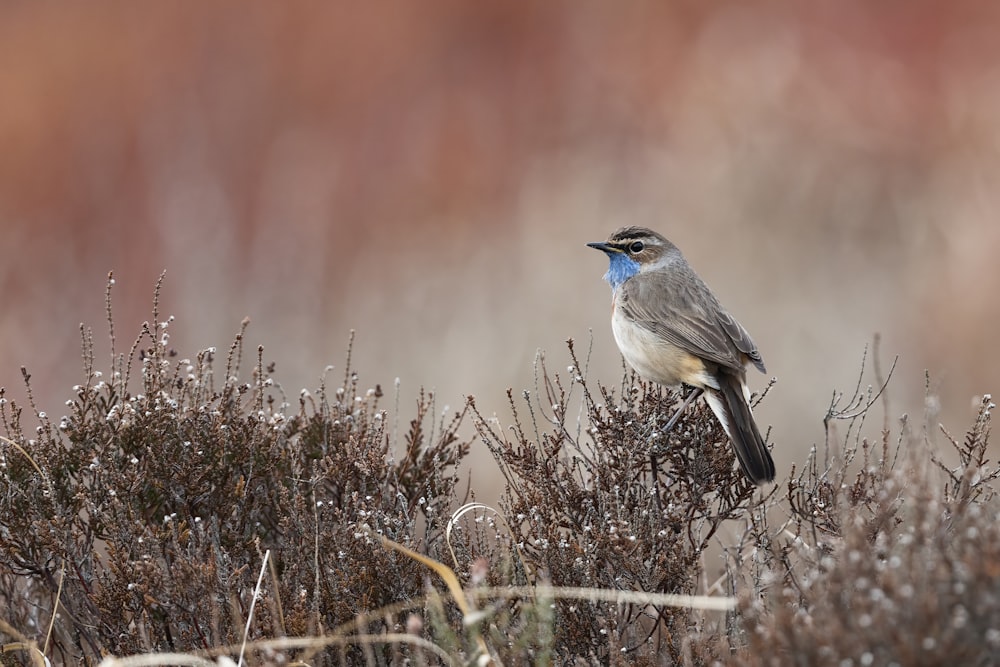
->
[1, 2, 998, 495]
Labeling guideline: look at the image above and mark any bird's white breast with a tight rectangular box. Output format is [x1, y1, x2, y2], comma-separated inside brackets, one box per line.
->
[610, 304, 717, 389]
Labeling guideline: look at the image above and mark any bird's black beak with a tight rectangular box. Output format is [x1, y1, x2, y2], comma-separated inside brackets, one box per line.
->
[587, 241, 618, 253]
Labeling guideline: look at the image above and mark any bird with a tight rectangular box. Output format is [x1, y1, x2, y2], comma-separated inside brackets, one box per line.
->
[587, 226, 775, 485]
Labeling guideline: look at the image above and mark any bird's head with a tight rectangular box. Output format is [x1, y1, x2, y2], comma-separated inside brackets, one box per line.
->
[587, 227, 680, 289]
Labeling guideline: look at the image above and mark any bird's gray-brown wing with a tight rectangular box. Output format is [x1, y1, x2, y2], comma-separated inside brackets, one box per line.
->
[716, 309, 766, 373]
[618, 269, 765, 373]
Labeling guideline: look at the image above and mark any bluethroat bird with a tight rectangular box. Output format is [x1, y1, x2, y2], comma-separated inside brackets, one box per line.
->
[588, 226, 775, 484]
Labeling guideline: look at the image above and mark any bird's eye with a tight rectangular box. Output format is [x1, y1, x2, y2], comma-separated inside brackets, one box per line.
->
[628, 241, 644, 254]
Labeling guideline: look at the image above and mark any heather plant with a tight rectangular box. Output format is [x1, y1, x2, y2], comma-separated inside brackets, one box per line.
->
[467, 340, 769, 664]
[0, 279, 997, 667]
[0, 275, 471, 665]
[734, 391, 1000, 667]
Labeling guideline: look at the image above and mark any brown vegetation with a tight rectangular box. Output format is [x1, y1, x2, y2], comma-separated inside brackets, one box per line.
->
[1, 285, 996, 665]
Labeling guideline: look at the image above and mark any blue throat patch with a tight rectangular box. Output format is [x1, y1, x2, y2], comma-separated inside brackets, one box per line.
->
[603, 252, 640, 289]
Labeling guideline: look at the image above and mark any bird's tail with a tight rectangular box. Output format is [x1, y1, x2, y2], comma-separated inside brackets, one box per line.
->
[703, 374, 775, 485]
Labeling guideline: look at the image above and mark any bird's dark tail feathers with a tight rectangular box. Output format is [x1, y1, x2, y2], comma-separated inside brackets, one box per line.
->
[705, 374, 775, 485]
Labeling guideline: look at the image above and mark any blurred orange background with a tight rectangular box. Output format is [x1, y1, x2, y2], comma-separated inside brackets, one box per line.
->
[2, 2, 998, 492]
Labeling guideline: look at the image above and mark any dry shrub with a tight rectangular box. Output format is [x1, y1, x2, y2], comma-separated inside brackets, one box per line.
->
[0, 283, 997, 667]
[467, 340, 769, 665]
[0, 277, 470, 665]
[735, 391, 999, 667]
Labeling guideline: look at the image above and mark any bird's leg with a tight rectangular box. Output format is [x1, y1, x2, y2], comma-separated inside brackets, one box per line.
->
[650, 386, 705, 508]
[663, 386, 704, 434]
